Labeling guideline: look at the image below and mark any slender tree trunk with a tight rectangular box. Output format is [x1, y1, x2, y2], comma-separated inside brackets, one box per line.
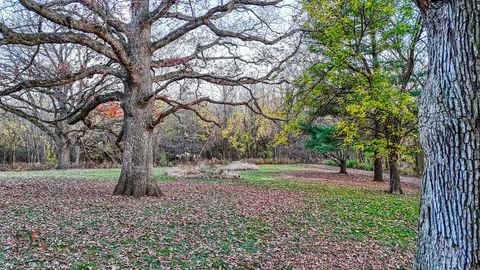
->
[414, 151, 424, 177]
[358, 150, 365, 163]
[415, 1, 480, 268]
[74, 145, 81, 164]
[373, 157, 383, 182]
[27, 144, 30, 163]
[11, 143, 16, 165]
[55, 140, 70, 170]
[388, 154, 402, 194]
[38, 143, 42, 163]
[113, 3, 161, 197]
[339, 159, 347, 174]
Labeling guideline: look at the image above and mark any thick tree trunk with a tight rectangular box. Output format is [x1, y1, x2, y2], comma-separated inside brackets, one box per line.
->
[388, 155, 402, 194]
[415, 1, 480, 268]
[113, 3, 161, 197]
[113, 104, 161, 197]
[339, 159, 347, 174]
[373, 157, 383, 182]
[112, 76, 161, 196]
[55, 140, 70, 170]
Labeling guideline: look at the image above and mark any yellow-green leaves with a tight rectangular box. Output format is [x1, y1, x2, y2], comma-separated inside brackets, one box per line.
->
[338, 74, 418, 158]
[298, 0, 421, 161]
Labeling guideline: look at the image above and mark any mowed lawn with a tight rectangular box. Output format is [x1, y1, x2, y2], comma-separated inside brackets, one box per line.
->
[0, 165, 419, 270]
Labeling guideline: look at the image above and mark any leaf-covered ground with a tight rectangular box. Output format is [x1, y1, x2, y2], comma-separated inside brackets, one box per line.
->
[0, 165, 419, 269]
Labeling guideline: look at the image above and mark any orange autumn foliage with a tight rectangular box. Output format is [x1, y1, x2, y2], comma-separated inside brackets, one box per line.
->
[97, 101, 123, 119]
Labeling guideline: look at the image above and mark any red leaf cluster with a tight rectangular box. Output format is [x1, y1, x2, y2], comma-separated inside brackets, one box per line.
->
[97, 101, 123, 119]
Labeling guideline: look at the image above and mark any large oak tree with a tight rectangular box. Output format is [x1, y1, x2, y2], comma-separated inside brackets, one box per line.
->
[0, 0, 299, 196]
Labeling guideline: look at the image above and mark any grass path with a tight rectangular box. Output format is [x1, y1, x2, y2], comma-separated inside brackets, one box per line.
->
[0, 165, 418, 269]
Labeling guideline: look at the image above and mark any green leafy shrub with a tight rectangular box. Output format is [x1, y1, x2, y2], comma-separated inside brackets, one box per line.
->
[325, 159, 337, 166]
[346, 160, 358, 168]
[45, 144, 57, 166]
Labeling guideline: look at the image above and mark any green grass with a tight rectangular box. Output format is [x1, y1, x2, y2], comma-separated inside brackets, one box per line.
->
[0, 167, 173, 182]
[0, 164, 419, 245]
[185, 164, 419, 245]
[0, 164, 419, 269]
[241, 165, 419, 244]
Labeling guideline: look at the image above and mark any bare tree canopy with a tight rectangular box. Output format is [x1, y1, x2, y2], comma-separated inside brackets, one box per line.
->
[0, 0, 302, 196]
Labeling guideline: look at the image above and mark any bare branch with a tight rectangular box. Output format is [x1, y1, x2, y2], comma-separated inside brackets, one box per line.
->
[203, 20, 301, 45]
[0, 22, 119, 61]
[77, 0, 129, 33]
[148, 0, 177, 23]
[0, 65, 121, 96]
[151, 95, 251, 127]
[0, 99, 55, 138]
[18, 0, 132, 68]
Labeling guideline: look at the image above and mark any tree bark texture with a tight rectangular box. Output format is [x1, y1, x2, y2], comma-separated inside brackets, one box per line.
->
[55, 140, 70, 170]
[415, 1, 480, 268]
[415, 152, 425, 176]
[113, 97, 161, 197]
[373, 157, 383, 182]
[74, 145, 80, 164]
[339, 159, 347, 174]
[388, 154, 402, 194]
[113, 3, 161, 196]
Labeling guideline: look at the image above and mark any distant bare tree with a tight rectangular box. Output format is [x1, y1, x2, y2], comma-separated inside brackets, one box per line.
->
[0, 40, 121, 169]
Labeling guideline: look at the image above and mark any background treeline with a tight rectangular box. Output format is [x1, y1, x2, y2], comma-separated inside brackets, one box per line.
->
[0, 94, 320, 170]
[0, 94, 422, 177]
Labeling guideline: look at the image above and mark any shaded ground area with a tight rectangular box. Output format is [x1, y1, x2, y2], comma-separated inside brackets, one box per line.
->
[0, 165, 418, 269]
[278, 164, 420, 194]
[303, 164, 421, 187]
